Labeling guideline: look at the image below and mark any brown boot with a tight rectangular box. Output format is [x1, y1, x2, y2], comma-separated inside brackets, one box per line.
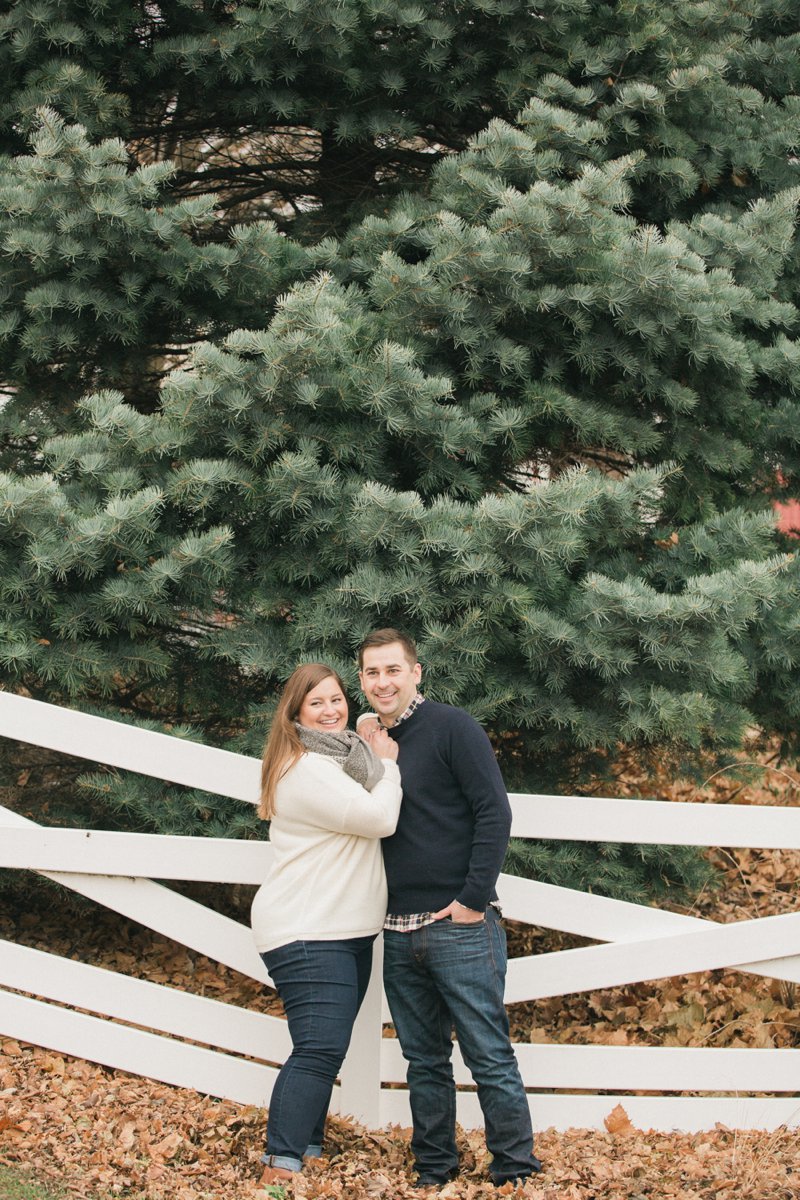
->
[259, 1163, 299, 1187]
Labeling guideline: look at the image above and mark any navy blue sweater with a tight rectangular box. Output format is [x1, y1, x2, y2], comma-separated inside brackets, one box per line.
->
[382, 700, 512, 914]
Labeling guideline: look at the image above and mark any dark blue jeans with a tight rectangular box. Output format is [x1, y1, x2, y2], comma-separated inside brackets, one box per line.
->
[383, 910, 540, 1184]
[261, 935, 376, 1172]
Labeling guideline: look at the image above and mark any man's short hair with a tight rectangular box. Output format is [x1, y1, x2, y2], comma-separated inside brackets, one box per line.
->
[358, 627, 418, 669]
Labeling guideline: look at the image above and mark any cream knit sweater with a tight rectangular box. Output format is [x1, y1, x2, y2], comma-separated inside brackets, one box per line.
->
[251, 751, 402, 953]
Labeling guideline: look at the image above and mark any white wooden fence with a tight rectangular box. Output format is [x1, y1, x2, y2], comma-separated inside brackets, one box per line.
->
[1, 689, 799, 1133]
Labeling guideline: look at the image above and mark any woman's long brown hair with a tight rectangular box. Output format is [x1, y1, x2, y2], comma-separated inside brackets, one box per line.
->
[259, 663, 347, 819]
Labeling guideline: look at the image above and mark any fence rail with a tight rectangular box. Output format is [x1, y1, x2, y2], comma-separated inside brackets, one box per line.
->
[1, 689, 799, 1132]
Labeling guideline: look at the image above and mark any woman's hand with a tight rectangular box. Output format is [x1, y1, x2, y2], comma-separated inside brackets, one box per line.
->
[367, 726, 399, 762]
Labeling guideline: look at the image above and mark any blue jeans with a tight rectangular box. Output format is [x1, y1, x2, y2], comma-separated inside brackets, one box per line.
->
[383, 910, 540, 1184]
[261, 935, 376, 1172]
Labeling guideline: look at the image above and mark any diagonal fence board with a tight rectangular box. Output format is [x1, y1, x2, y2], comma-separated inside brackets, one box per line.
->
[0, 803, 270, 986]
[0, 940, 290, 1062]
[0, 987, 279, 1108]
[496, 873, 703, 939]
[496, 874, 800, 987]
[505, 911, 800, 1001]
[0, 690, 261, 804]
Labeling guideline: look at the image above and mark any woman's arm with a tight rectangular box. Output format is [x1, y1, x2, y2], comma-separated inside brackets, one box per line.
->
[279, 754, 402, 838]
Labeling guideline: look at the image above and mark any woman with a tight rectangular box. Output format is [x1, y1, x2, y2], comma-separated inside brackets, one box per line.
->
[251, 663, 401, 1187]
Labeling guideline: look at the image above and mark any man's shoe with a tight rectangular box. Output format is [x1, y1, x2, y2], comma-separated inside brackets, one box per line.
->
[491, 1154, 543, 1187]
[412, 1168, 459, 1189]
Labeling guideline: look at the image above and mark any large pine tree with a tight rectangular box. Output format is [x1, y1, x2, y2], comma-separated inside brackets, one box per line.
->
[2, 0, 799, 900]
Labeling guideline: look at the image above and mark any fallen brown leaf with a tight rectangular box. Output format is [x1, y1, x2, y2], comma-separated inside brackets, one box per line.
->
[603, 1103, 635, 1135]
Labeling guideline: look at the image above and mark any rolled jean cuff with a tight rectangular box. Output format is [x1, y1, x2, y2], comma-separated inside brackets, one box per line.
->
[304, 1143, 323, 1159]
[261, 1153, 303, 1172]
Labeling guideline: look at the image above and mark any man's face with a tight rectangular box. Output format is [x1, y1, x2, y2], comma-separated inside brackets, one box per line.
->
[359, 642, 422, 727]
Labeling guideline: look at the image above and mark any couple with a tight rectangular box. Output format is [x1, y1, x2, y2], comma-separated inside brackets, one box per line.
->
[251, 628, 541, 1191]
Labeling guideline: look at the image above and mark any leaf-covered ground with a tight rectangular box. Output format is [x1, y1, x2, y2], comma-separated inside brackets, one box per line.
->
[1, 757, 799, 1198]
[2, 1044, 799, 1200]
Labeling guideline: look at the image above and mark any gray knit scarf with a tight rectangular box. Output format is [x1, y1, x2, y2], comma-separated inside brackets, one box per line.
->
[295, 724, 385, 791]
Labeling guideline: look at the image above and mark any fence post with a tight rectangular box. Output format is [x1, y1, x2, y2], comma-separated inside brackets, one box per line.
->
[337, 933, 384, 1126]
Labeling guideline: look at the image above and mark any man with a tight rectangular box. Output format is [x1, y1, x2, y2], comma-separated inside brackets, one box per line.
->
[358, 628, 541, 1189]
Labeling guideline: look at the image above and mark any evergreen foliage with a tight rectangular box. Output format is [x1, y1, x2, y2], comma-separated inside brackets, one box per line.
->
[2, 0, 800, 903]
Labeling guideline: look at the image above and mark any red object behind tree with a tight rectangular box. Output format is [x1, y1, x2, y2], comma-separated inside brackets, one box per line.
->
[774, 499, 800, 537]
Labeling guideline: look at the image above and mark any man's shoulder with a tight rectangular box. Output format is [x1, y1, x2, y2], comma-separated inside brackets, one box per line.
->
[418, 700, 484, 734]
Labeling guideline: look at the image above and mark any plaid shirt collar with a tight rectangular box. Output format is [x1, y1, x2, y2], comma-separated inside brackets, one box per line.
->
[386, 692, 425, 728]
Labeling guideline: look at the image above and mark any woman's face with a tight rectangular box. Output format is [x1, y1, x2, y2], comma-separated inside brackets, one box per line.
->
[297, 676, 348, 733]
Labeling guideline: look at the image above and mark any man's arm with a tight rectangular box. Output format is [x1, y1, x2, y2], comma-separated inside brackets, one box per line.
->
[433, 708, 511, 921]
